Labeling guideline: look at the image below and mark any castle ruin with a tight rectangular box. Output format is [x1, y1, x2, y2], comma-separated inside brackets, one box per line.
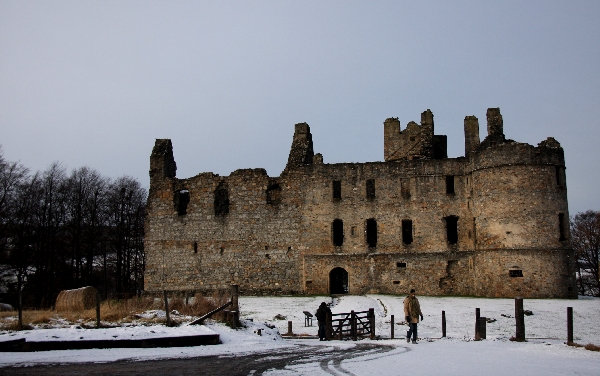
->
[144, 108, 576, 298]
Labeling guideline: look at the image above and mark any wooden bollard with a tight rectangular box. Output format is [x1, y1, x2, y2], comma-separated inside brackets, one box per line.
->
[257, 328, 262, 336]
[230, 284, 239, 312]
[475, 308, 481, 341]
[369, 308, 375, 340]
[442, 310, 446, 338]
[231, 311, 238, 329]
[96, 292, 101, 329]
[18, 289, 23, 330]
[351, 310, 357, 341]
[567, 307, 573, 344]
[287, 320, 293, 336]
[478, 317, 487, 339]
[164, 290, 171, 326]
[391, 314, 395, 339]
[515, 297, 525, 341]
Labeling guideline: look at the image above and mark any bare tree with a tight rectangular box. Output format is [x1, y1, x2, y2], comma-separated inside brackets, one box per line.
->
[29, 162, 68, 306]
[2, 171, 41, 327]
[0, 147, 29, 254]
[105, 176, 146, 298]
[571, 210, 600, 296]
[64, 167, 107, 286]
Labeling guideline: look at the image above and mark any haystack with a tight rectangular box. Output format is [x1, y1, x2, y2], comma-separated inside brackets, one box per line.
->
[55, 286, 98, 312]
[0, 303, 14, 311]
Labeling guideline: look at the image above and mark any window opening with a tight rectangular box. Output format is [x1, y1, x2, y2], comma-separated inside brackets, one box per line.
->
[366, 179, 375, 199]
[366, 218, 377, 248]
[402, 219, 413, 244]
[333, 180, 341, 200]
[393, 281, 400, 285]
[559, 213, 566, 241]
[445, 216, 459, 244]
[509, 270, 523, 277]
[556, 166, 565, 189]
[214, 182, 229, 216]
[174, 189, 190, 216]
[351, 226, 357, 236]
[193, 242, 198, 254]
[446, 176, 455, 195]
[332, 219, 344, 246]
[266, 182, 282, 205]
[397, 262, 407, 268]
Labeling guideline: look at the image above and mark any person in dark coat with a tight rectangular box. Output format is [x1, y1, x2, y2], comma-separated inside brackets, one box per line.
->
[315, 302, 331, 341]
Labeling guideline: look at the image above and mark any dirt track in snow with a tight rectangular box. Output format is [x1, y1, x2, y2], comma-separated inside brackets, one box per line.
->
[1, 342, 402, 376]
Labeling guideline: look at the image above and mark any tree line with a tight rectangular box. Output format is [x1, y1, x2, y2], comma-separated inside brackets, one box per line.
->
[0, 147, 146, 308]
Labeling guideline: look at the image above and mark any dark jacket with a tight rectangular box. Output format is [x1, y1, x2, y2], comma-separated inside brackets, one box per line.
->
[315, 303, 331, 324]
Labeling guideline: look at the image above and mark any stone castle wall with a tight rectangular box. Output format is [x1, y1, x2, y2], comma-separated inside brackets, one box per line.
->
[144, 108, 576, 298]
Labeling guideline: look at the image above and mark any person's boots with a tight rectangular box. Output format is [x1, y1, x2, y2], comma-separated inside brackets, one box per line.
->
[406, 331, 410, 343]
[412, 339, 418, 344]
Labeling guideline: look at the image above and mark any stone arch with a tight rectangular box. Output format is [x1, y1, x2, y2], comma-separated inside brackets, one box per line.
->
[329, 267, 349, 294]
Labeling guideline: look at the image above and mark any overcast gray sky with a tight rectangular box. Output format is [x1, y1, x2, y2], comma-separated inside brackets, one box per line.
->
[1, 1, 599, 214]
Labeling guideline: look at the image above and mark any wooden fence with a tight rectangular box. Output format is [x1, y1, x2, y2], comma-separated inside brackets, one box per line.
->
[327, 308, 375, 340]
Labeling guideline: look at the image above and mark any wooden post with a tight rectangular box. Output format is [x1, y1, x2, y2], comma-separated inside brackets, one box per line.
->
[230, 284, 240, 327]
[230, 284, 239, 312]
[478, 317, 487, 339]
[567, 307, 573, 344]
[391, 314, 395, 339]
[164, 290, 171, 326]
[257, 328, 262, 336]
[442, 310, 446, 338]
[351, 310, 357, 341]
[475, 308, 481, 341]
[369, 308, 375, 340]
[287, 320, 293, 336]
[18, 289, 23, 330]
[515, 297, 525, 341]
[96, 292, 101, 328]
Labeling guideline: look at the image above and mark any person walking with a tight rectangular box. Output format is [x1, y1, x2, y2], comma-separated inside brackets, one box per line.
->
[403, 289, 423, 344]
[316, 302, 331, 341]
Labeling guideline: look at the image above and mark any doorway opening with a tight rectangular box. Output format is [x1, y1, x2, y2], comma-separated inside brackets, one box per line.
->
[329, 267, 349, 294]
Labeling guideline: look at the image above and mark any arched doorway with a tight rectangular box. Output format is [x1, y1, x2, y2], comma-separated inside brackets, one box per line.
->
[329, 267, 349, 294]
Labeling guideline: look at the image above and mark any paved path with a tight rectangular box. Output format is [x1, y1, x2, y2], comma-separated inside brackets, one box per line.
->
[1, 342, 403, 376]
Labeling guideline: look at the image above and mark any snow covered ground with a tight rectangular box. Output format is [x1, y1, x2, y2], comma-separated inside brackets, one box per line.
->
[1, 295, 599, 375]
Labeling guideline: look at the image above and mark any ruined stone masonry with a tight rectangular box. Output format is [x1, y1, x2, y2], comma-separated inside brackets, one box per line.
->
[144, 108, 576, 298]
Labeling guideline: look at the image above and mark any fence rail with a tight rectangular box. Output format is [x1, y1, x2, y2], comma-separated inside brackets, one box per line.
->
[328, 308, 375, 340]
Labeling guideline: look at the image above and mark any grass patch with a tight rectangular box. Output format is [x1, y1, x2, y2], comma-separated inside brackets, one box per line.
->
[584, 343, 600, 352]
[0, 292, 232, 330]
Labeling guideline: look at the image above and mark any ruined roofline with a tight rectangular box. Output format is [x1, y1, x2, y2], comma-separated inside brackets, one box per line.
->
[151, 108, 565, 182]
